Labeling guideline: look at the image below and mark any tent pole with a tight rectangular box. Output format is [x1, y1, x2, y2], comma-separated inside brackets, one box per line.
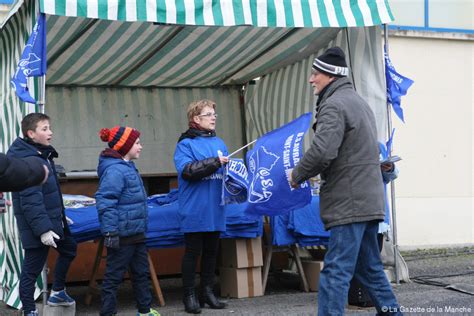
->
[42, 263, 48, 306]
[384, 24, 400, 284]
[38, 74, 49, 306]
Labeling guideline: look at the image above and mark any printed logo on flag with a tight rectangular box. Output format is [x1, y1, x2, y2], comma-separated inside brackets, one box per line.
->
[245, 113, 313, 216]
[223, 159, 249, 201]
[11, 13, 47, 104]
[248, 146, 280, 204]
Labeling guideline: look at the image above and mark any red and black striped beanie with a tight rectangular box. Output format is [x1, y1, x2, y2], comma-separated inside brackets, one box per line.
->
[99, 126, 140, 156]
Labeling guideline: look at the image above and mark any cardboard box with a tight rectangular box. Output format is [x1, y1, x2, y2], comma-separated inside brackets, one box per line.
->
[221, 238, 263, 268]
[301, 260, 324, 292]
[220, 267, 263, 298]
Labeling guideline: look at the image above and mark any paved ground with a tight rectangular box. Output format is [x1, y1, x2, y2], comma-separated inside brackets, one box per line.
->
[1, 247, 473, 315]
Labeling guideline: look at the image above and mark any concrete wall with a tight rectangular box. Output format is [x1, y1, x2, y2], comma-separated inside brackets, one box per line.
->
[387, 34, 473, 248]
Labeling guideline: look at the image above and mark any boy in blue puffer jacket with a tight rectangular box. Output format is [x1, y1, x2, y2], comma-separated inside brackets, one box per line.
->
[7, 113, 77, 316]
[95, 126, 159, 316]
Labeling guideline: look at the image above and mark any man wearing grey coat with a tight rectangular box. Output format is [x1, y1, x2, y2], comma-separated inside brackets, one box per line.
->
[290, 47, 401, 315]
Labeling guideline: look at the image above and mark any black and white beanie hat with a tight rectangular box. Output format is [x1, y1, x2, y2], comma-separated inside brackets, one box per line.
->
[312, 47, 348, 77]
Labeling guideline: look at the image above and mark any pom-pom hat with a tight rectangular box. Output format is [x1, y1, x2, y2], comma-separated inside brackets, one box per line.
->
[99, 126, 140, 156]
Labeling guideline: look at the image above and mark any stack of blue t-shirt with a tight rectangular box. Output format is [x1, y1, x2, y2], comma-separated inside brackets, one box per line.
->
[67, 206, 103, 242]
[66, 190, 263, 247]
[221, 203, 263, 239]
[146, 194, 184, 248]
[271, 195, 329, 247]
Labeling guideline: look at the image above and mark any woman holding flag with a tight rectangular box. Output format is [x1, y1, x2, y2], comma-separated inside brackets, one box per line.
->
[174, 99, 229, 314]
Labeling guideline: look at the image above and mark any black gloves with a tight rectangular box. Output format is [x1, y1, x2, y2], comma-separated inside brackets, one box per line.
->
[104, 233, 119, 249]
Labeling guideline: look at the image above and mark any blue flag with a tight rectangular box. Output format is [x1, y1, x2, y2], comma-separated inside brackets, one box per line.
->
[221, 158, 249, 205]
[245, 113, 313, 216]
[384, 50, 414, 122]
[11, 14, 47, 104]
[385, 128, 395, 155]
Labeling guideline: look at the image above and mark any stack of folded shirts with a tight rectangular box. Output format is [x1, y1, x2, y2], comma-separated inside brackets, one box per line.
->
[147, 189, 178, 205]
[271, 213, 296, 246]
[221, 203, 263, 239]
[271, 196, 329, 247]
[66, 206, 101, 242]
[146, 198, 184, 248]
[288, 196, 329, 246]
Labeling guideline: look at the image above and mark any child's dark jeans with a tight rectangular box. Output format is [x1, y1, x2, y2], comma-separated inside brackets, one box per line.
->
[100, 242, 151, 316]
[20, 235, 77, 314]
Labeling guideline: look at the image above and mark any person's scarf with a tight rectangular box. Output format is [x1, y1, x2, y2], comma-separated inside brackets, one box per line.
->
[178, 122, 216, 143]
[24, 137, 58, 160]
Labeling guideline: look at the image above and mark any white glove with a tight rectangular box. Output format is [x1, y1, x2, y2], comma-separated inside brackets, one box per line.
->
[65, 216, 74, 225]
[40, 230, 60, 248]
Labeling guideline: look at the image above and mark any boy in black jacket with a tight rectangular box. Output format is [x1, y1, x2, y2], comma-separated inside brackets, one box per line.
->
[7, 113, 77, 316]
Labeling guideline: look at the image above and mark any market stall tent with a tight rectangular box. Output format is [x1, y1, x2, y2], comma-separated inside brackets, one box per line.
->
[1, 0, 393, 309]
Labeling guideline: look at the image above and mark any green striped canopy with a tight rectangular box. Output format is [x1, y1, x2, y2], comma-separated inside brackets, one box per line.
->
[40, 0, 393, 27]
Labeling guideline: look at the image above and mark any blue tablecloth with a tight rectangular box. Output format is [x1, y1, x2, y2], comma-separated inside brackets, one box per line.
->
[66, 191, 263, 248]
[66, 192, 328, 248]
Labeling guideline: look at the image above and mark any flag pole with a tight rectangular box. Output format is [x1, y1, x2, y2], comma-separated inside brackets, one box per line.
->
[38, 75, 45, 114]
[384, 24, 400, 285]
[227, 139, 256, 158]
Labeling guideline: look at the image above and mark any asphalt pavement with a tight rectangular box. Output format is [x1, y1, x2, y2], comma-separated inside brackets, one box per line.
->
[0, 247, 472, 315]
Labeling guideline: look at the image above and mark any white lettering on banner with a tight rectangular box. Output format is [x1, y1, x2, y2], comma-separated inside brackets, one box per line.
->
[291, 132, 308, 189]
[203, 173, 223, 181]
[283, 134, 293, 170]
[283, 134, 294, 190]
[292, 132, 304, 165]
[389, 71, 403, 84]
[228, 160, 248, 181]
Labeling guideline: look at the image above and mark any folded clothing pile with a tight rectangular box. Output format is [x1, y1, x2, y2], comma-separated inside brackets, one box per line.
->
[66, 191, 263, 247]
[271, 196, 329, 247]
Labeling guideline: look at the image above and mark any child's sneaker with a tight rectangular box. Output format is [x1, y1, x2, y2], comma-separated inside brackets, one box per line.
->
[24, 309, 39, 316]
[47, 289, 75, 306]
[137, 308, 160, 316]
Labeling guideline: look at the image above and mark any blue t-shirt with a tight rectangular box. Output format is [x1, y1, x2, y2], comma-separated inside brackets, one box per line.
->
[174, 136, 228, 233]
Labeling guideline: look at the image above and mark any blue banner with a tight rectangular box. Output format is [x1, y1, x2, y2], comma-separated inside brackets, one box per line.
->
[245, 113, 312, 216]
[384, 50, 414, 122]
[221, 159, 249, 205]
[385, 128, 395, 155]
[11, 14, 47, 104]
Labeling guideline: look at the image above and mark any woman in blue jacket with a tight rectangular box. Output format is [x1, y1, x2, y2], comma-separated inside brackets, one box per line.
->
[95, 126, 159, 316]
[174, 100, 229, 314]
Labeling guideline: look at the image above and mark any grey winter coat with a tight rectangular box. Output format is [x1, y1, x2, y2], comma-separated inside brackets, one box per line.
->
[292, 77, 385, 230]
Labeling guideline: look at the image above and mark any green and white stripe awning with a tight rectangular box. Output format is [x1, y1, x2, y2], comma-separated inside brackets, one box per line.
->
[44, 16, 341, 87]
[40, 0, 393, 27]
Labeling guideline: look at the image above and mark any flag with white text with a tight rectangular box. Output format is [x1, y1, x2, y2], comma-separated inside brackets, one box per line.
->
[384, 49, 414, 122]
[245, 113, 312, 216]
